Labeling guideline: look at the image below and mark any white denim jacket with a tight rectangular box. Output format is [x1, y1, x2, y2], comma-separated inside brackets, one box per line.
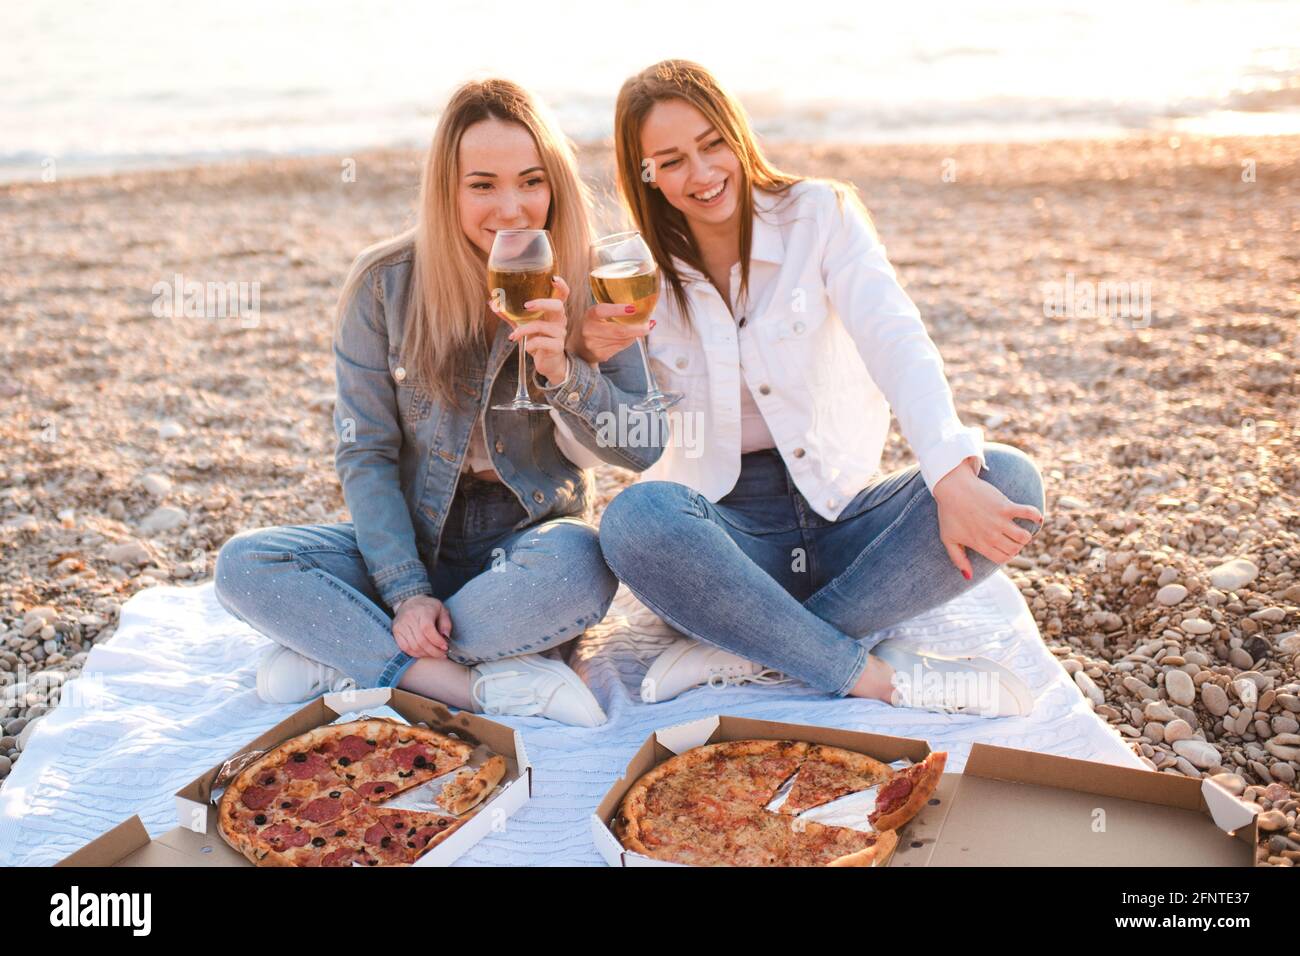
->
[640, 180, 985, 521]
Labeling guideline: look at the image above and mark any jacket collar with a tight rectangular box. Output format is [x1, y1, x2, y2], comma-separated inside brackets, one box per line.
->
[671, 185, 785, 284]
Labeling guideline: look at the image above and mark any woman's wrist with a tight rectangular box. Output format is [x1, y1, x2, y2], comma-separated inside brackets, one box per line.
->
[933, 456, 981, 501]
[541, 355, 572, 387]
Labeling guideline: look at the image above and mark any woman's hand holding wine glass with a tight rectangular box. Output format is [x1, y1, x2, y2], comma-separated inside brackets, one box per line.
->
[487, 228, 557, 412]
[589, 231, 681, 411]
[574, 303, 652, 364]
[495, 274, 572, 385]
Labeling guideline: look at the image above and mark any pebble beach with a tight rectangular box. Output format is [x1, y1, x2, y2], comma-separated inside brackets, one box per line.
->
[0, 134, 1297, 865]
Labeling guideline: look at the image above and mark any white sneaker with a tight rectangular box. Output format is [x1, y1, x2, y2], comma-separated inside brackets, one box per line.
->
[256, 645, 357, 704]
[871, 640, 1034, 718]
[640, 637, 791, 703]
[470, 654, 607, 727]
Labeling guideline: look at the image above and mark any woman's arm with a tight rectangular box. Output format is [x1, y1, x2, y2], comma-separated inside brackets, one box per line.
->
[332, 271, 435, 609]
[818, 186, 986, 493]
[819, 186, 1041, 572]
[537, 344, 668, 472]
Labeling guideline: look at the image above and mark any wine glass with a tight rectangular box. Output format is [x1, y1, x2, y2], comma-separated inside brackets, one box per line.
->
[489, 229, 555, 412]
[590, 231, 682, 412]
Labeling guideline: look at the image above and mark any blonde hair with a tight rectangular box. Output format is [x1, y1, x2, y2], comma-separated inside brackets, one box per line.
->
[613, 59, 871, 322]
[336, 79, 593, 406]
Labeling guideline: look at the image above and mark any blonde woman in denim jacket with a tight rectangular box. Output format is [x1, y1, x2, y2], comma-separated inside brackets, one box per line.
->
[585, 62, 1047, 717]
[215, 80, 663, 727]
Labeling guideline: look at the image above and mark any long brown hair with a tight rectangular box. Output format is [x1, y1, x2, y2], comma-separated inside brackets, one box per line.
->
[336, 79, 592, 406]
[613, 59, 870, 322]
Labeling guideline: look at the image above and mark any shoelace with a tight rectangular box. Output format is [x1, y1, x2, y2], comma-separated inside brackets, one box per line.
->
[706, 667, 793, 691]
[304, 657, 354, 695]
[470, 669, 544, 716]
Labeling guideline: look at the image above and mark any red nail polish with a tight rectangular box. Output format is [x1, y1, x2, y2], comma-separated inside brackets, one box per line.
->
[625, 305, 636, 314]
[650, 319, 657, 328]
[962, 569, 972, 580]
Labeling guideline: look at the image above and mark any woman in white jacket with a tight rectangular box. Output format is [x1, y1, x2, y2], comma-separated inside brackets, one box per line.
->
[582, 60, 1048, 717]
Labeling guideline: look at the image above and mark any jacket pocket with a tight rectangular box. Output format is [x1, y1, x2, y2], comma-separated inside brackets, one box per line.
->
[387, 350, 433, 424]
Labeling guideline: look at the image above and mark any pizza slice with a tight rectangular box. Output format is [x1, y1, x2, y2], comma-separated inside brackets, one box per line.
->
[437, 754, 507, 815]
[688, 740, 810, 813]
[373, 807, 475, 862]
[331, 721, 473, 802]
[778, 744, 895, 815]
[268, 813, 388, 868]
[791, 824, 899, 868]
[867, 750, 947, 831]
[623, 809, 751, 867]
[219, 752, 358, 858]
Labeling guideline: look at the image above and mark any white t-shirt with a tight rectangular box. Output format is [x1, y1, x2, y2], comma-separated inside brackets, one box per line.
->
[463, 411, 494, 474]
[739, 358, 776, 454]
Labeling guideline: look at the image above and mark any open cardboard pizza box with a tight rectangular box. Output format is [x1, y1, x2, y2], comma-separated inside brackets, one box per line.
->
[591, 715, 1260, 867]
[57, 686, 531, 867]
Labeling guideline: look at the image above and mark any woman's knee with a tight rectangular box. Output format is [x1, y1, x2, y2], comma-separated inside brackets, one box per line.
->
[982, 443, 1047, 521]
[543, 519, 619, 616]
[213, 528, 282, 611]
[599, 481, 696, 566]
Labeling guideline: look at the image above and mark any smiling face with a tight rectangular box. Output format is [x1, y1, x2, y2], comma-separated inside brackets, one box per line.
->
[457, 117, 552, 259]
[639, 97, 742, 231]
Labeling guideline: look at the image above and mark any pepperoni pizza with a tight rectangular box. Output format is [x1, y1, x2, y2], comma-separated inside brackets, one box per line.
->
[218, 718, 500, 866]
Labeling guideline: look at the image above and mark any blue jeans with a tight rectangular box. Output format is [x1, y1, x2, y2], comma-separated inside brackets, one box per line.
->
[213, 474, 618, 688]
[598, 443, 1046, 697]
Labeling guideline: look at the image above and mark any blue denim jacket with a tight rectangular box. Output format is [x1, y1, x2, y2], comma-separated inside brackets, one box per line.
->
[333, 247, 664, 608]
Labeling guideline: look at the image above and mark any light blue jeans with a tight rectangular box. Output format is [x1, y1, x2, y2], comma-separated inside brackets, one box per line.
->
[214, 474, 617, 688]
[598, 443, 1046, 697]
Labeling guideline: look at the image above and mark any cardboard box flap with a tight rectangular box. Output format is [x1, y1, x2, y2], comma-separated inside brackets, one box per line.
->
[323, 686, 392, 714]
[655, 716, 720, 754]
[1200, 777, 1258, 833]
[965, 742, 1256, 835]
[56, 815, 152, 866]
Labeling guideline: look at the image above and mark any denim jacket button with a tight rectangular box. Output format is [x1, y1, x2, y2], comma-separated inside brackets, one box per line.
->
[566, 391, 580, 405]
[394, 366, 406, 382]
[532, 490, 545, 504]
[494, 439, 505, 454]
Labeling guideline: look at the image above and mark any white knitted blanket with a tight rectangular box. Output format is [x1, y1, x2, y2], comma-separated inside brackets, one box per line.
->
[0, 571, 1142, 865]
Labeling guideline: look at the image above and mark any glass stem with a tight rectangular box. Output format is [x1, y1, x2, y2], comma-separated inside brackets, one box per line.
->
[515, 334, 530, 402]
[637, 337, 664, 400]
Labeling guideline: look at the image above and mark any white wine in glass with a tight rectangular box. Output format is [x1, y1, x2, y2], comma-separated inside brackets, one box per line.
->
[589, 232, 682, 412]
[489, 229, 554, 412]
